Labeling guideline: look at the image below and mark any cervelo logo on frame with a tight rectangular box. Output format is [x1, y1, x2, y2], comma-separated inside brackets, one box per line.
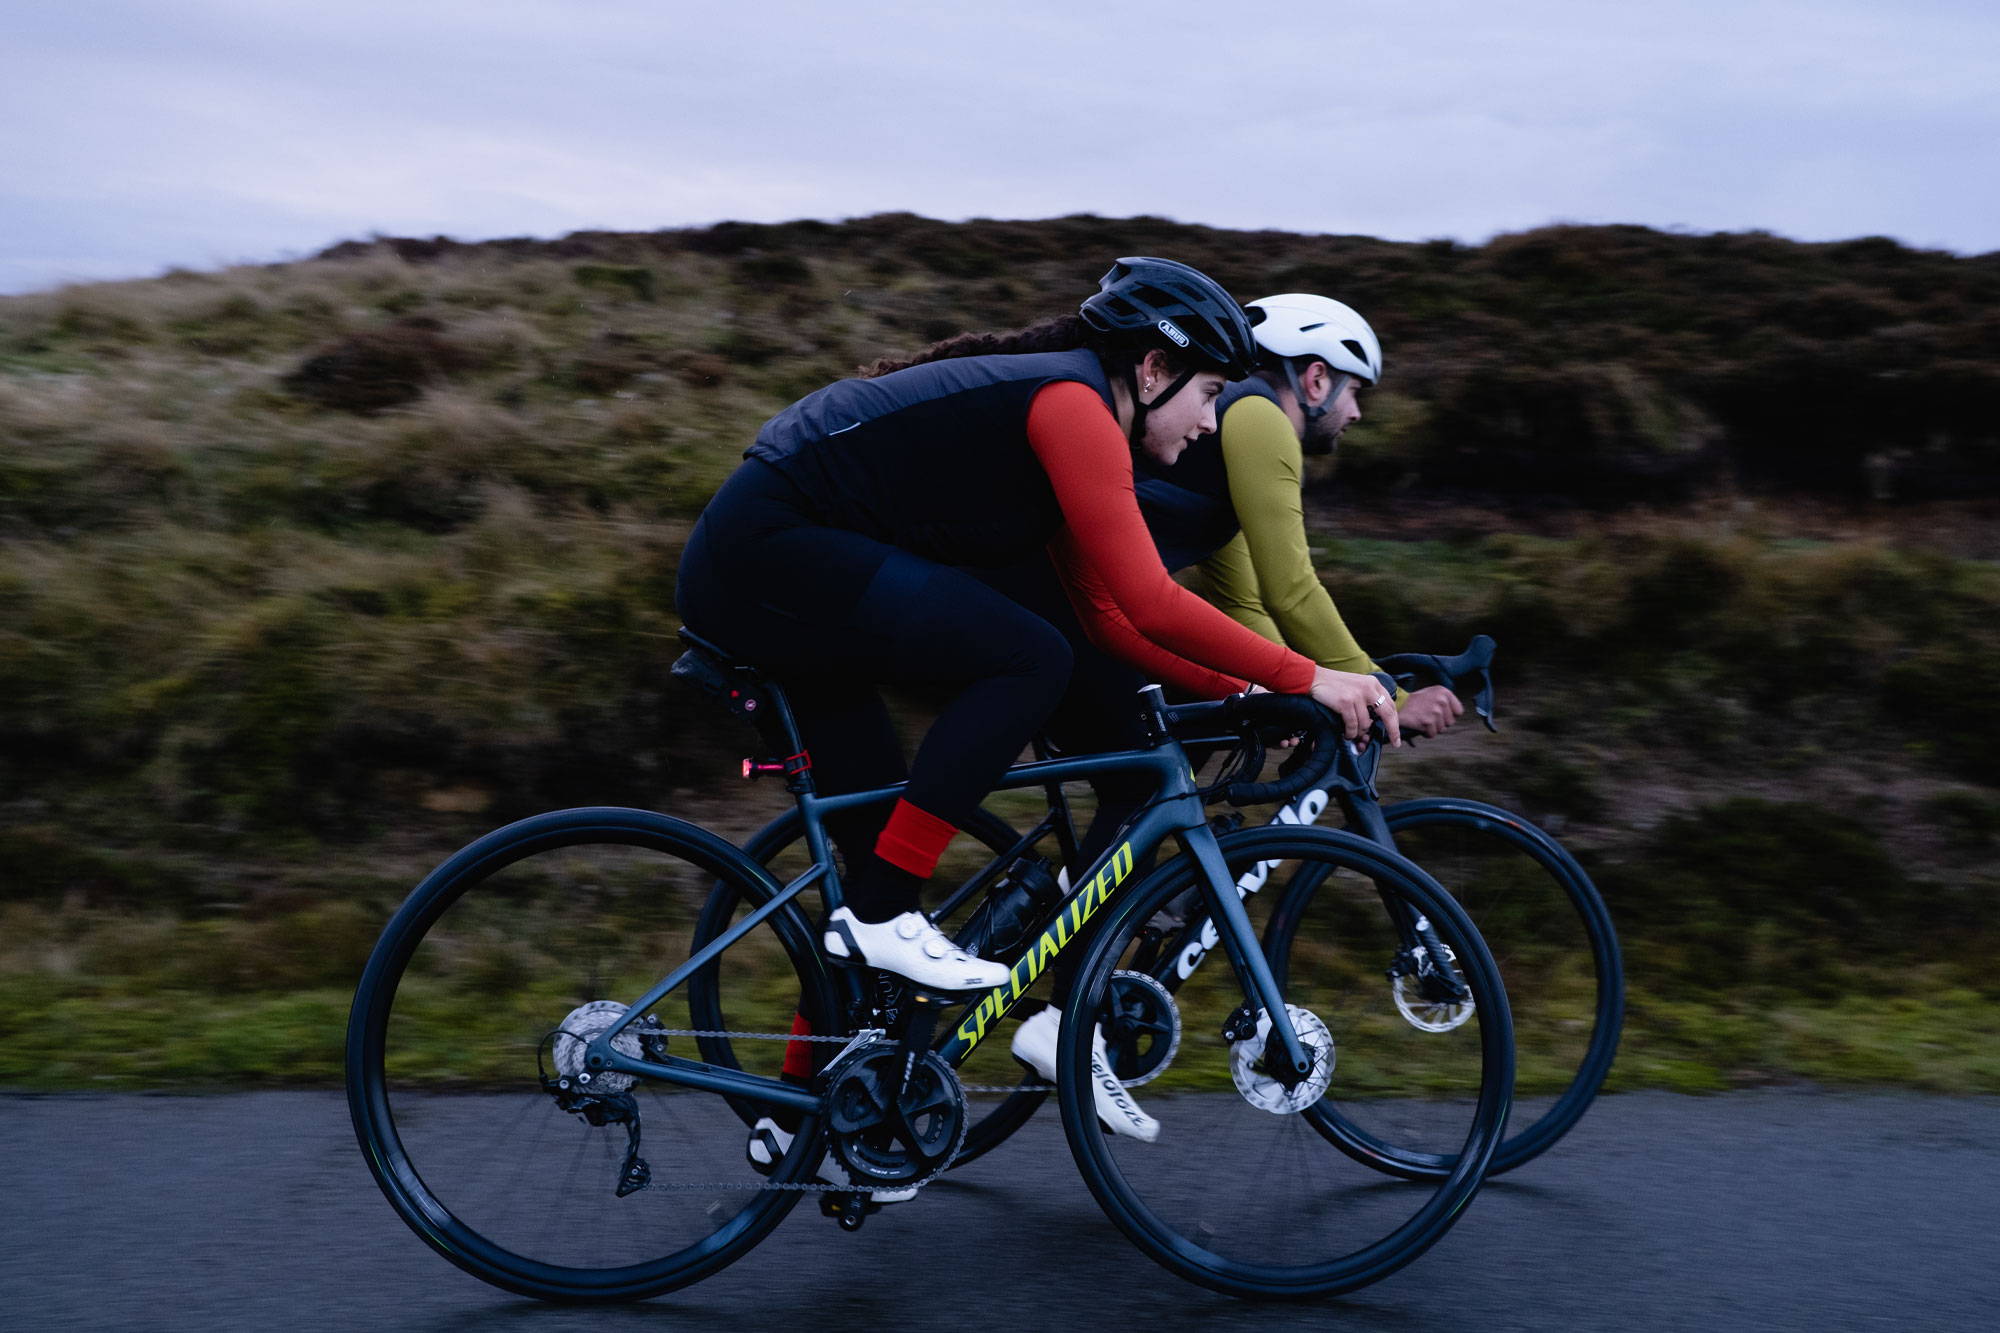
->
[1156, 319, 1189, 347]
[1173, 786, 1330, 980]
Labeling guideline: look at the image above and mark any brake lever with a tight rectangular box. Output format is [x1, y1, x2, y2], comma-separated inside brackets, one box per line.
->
[1471, 665, 1498, 732]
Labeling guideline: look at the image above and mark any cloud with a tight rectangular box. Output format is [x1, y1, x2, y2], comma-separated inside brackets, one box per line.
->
[3, 0, 1997, 293]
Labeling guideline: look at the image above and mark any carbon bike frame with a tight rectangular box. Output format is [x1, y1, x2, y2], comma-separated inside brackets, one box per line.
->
[572, 702, 1323, 1110]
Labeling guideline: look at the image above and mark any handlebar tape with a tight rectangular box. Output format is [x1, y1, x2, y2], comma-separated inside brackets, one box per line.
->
[1217, 693, 1343, 807]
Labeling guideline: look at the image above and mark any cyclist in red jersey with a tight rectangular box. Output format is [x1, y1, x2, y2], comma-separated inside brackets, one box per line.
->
[677, 260, 1398, 1153]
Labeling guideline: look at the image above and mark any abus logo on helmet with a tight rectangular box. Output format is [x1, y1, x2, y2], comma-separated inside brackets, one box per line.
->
[1156, 319, 1189, 348]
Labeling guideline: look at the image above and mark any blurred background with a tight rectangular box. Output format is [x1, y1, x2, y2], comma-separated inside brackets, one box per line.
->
[3, 1, 1997, 1095]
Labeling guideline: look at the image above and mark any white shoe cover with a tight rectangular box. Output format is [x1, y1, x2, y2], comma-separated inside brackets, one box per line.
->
[1010, 1008, 1160, 1142]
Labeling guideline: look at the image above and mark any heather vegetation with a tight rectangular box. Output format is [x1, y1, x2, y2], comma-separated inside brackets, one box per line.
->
[1, 214, 1996, 1091]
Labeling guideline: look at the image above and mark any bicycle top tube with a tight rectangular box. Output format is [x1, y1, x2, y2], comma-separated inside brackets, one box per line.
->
[799, 740, 1204, 824]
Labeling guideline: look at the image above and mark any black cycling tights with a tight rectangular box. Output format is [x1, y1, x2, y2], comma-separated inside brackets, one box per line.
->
[678, 461, 1080, 917]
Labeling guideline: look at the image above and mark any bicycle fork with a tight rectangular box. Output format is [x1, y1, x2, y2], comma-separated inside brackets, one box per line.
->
[1174, 821, 1318, 1086]
[1171, 775, 1474, 1012]
[1338, 778, 1475, 1008]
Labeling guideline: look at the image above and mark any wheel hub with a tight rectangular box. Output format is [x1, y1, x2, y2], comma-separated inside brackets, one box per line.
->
[549, 999, 667, 1095]
[1390, 942, 1476, 1032]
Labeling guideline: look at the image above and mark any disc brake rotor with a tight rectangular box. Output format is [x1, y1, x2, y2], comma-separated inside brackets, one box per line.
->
[1391, 942, 1476, 1033]
[1229, 1005, 1334, 1115]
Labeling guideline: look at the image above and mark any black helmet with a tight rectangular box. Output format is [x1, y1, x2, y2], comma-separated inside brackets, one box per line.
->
[1079, 256, 1263, 381]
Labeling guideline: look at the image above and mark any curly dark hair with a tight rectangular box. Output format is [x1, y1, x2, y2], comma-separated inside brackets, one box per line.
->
[860, 314, 1198, 380]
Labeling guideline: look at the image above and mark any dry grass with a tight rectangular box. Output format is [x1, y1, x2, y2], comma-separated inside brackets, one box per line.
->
[4, 217, 1998, 1087]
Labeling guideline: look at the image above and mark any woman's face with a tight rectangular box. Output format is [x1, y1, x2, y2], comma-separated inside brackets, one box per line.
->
[1138, 365, 1227, 467]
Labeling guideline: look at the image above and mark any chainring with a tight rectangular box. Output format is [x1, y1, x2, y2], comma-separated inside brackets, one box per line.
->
[823, 1041, 966, 1186]
[1100, 969, 1182, 1087]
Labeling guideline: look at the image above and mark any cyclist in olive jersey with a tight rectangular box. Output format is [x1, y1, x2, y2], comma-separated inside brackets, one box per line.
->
[1137, 293, 1462, 737]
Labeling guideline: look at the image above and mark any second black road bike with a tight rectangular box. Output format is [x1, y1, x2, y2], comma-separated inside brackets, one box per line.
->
[731, 636, 1622, 1179]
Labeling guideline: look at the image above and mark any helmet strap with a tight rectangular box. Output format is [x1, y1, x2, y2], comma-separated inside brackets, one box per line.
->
[1283, 358, 1350, 423]
[1119, 360, 1197, 448]
[1150, 367, 1198, 412]
[1119, 361, 1147, 447]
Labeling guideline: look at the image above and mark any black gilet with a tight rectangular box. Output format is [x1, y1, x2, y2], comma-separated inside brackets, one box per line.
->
[746, 348, 1116, 569]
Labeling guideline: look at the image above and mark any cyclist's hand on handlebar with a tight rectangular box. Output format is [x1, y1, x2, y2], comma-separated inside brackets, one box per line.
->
[1242, 683, 1301, 744]
[1398, 685, 1463, 739]
[1309, 666, 1402, 748]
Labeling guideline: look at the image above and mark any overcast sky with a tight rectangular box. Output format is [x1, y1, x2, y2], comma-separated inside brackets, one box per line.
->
[4, 0, 1997, 294]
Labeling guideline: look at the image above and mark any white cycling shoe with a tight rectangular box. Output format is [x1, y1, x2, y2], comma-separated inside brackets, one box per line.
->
[823, 907, 1010, 992]
[746, 1116, 918, 1204]
[1011, 1007, 1160, 1142]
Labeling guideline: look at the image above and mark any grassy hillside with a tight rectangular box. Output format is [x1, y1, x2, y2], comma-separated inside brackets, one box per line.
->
[2, 214, 1996, 1091]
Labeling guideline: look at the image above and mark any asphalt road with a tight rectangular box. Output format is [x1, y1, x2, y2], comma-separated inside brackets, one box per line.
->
[3, 1088, 1995, 1332]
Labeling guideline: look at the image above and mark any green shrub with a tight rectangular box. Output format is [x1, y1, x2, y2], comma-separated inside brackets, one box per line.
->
[1597, 799, 1923, 995]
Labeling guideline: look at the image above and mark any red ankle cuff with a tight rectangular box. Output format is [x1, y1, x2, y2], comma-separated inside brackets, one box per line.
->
[873, 799, 957, 878]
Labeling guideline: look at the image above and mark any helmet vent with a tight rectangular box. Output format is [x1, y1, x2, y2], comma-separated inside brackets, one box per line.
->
[1342, 339, 1368, 362]
[1299, 322, 1326, 331]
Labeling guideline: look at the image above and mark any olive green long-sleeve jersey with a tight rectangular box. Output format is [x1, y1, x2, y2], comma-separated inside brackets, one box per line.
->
[1180, 394, 1398, 693]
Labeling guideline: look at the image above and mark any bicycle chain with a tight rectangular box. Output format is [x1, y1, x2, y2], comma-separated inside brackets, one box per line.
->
[661, 1028, 1054, 1093]
[654, 1026, 853, 1042]
[636, 1024, 1056, 1192]
[632, 1029, 1050, 1192]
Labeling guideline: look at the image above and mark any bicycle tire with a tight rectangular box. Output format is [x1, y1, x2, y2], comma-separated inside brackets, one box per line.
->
[717, 804, 1050, 1168]
[1058, 825, 1512, 1299]
[1377, 797, 1623, 1176]
[347, 806, 842, 1303]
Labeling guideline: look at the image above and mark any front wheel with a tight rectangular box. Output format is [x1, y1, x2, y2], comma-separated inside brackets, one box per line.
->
[346, 806, 842, 1303]
[1059, 826, 1512, 1300]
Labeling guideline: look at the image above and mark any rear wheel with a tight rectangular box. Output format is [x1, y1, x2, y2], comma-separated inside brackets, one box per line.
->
[1060, 826, 1512, 1299]
[347, 806, 841, 1303]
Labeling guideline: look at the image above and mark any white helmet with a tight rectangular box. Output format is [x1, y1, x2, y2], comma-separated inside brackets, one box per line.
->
[1246, 293, 1383, 385]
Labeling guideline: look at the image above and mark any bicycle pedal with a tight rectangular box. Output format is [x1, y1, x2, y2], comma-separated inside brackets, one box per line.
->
[821, 1190, 870, 1232]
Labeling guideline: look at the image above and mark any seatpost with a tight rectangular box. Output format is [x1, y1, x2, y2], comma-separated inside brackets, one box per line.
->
[1137, 683, 1172, 745]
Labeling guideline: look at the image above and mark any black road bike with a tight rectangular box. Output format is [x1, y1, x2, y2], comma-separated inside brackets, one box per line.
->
[345, 633, 1514, 1302]
[729, 636, 1621, 1179]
